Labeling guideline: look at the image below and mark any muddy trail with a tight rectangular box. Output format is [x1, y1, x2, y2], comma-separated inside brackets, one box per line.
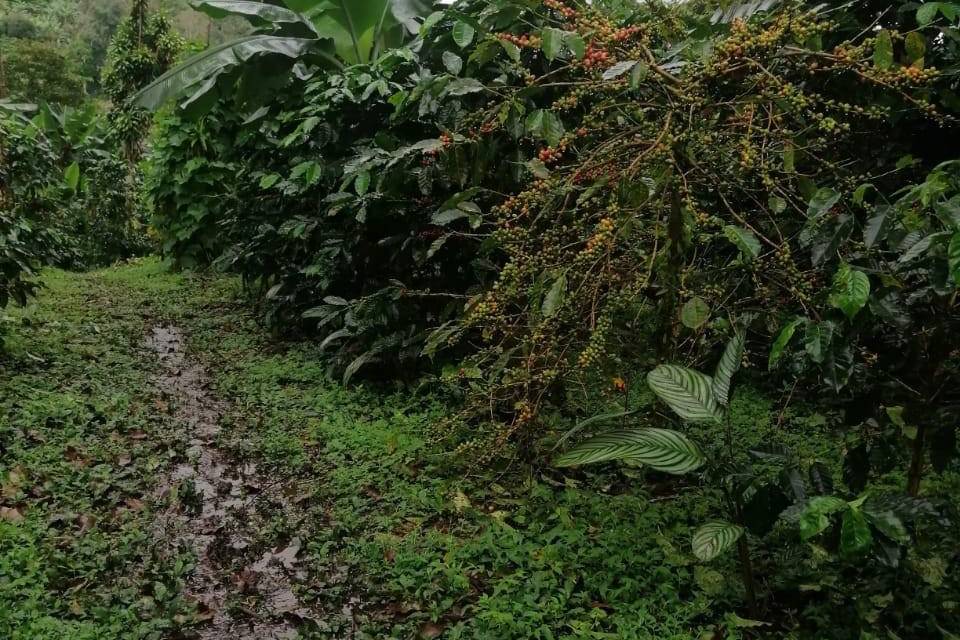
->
[146, 325, 318, 639]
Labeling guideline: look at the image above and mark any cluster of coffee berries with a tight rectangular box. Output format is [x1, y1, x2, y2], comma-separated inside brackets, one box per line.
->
[582, 44, 612, 69]
[538, 145, 564, 164]
[498, 33, 541, 48]
[577, 314, 613, 369]
[544, 0, 577, 20]
[611, 26, 643, 42]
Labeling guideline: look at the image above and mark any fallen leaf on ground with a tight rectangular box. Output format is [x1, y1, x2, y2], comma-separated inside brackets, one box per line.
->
[420, 622, 445, 639]
[0, 506, 25, 523]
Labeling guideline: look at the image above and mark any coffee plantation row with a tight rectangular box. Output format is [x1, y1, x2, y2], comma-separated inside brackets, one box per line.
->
[2, 0, 960, 637]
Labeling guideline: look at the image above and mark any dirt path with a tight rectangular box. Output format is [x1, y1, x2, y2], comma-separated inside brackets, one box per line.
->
[146, 324, 315, 639]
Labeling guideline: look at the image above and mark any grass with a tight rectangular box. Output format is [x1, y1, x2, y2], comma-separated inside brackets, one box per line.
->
[2, 258, 853, 640]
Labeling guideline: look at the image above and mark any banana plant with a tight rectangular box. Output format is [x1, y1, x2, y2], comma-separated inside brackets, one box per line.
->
[134, 0, 432, 112]
[556, 330, 760, 612]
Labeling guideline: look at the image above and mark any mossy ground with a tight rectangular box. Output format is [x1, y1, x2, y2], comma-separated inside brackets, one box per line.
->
[1, 259, 834, 640]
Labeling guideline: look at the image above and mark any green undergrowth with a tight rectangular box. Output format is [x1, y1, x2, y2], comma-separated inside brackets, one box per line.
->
[1, 259, 869, 639]
[0, 263, 199, 639]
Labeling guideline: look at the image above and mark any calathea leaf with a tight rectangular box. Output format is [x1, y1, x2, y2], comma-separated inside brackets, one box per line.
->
[647, 365, 723, 424]
[555, 428, 706, 474]
[712, 331, 744, 406]
[828, 264, 870, 320]
[692, 521, 744, 561]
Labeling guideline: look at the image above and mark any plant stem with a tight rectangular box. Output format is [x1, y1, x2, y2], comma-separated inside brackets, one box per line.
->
[907, 422, 927, 497]
[657, 178, 683, 358]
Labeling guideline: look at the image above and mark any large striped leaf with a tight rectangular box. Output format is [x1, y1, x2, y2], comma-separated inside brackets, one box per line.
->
[647, 365, 723, 424]
[712, 332, 744, 406]
[555, 428, 706, 474]
[692, 521, 744, 561]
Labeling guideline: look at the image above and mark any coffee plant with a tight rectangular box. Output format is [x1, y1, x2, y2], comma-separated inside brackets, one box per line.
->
[137, 0, 960, 633]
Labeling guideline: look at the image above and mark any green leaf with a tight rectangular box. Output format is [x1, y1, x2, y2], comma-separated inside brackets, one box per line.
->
[828, 264, 870, 320]
[499, 39, 521, 62]
[726, 613, 771, 629]
[134, 35, 323, 110]
[354, 171, 371, 196]
[917, 2, 942, 25]
[418, 10, 444, 36]
[291, 160, 322, 186]
[432, 209, 469, 225]
[647, 365, 723, 424]
[799, 496, 847, 540]
[193, 0, 304, 25]
[949, 232, 960, 285]
[807, 187, 841, 218]
[783, 142, 795, 172]
[527, 159, 550, 179]
[452, 21, 475, 48]
[680, 297, 711, 329]
[864, 208, 889, 248]
[556, 428, 706, 474]
[64, 161, 80, 191]
[525, 110, 564, 146]
[692, 522, 744, 561]
[541, 274, 567, 318]
[629, 62, 649, 88]
[804, 321, 833, 364]
[713, 331, 744, 406]
[769, 318, 803, 369]
[906, 32, 926, 66]
[840, 507, 873, 556]
[541, 27, 564, 61]
[874, 29, 894, 69]
[865, 510, 909, 543]
[259, 173, 281, 189]
[442, 51, 463, 75]
[554, 408, 641, 448]
[723, 225, 762, 260]
[447, 78, 485, 96]
[564, 32, 586, 59]
[899, 232, 949, 263]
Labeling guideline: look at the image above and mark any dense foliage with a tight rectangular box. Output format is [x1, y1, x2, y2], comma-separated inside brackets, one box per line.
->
[2, 0, 958, 636]
[139, 0, 960, 635]
[0, 1, 182, 323]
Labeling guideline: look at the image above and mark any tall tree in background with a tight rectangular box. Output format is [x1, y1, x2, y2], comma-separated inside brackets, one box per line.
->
[101, 0, 182, 160]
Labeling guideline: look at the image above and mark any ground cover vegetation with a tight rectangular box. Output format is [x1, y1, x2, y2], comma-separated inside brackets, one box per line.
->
[1, 0, 960, 638]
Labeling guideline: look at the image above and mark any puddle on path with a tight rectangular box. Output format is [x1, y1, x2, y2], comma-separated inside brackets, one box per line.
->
[146, 325, 314, 640]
